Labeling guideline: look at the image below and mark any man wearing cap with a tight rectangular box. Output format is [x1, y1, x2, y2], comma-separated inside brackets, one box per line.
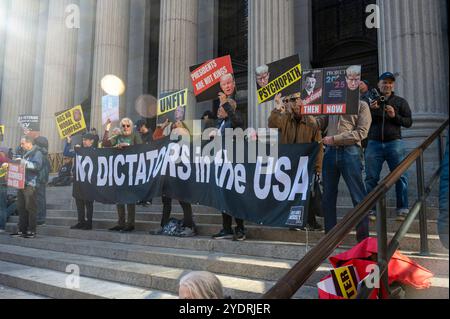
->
[269, 92, 324, 231]
[365, 72, 413, 221]
[64, 133, 96, 230]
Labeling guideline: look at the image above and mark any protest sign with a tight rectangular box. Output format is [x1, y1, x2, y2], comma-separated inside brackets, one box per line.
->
[318, 265, 360, 299]
[7, 163, 25, 189]
[18, 115, 40, 134]
[157, 89, 188, 124]
[73, 138, 319, 228]
[190, 55, 235, 102]
[256, 55, 302, 104]
[323, 65, 361, 115]
[55, 105, 87, 139]
[301, 69, 324, 115]
[102, 95, 120, 125]
[0, 125, 4, 142]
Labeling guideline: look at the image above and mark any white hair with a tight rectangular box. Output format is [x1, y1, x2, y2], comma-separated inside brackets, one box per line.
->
[120, 117, 133, 126]
[220, 73, 234, 83]
[346, 65, 361, 77]
[255, 65, 269, 76]
[179, 271, 224, 299]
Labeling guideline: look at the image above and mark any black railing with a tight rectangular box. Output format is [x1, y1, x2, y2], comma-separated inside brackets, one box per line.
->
[262, 119, 449, 299]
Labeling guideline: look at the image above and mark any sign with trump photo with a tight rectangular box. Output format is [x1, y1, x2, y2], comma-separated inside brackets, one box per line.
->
[255, 54, 302, 104]
[55, 105, 87, 139]
[157, 89, 188, 124]
[190, 55, 236, 102]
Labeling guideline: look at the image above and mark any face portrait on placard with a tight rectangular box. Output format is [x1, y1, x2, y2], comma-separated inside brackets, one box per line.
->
[345, 65, 361, 91]
[256, 65, 270, 88]
[174, 106, 185, 122]
[219, 73, 236, 97]
[73, 109, 82, 122]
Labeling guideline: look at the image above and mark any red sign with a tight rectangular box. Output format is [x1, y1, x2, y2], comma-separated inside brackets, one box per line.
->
[190, 55, 234, 97]
[7, 163, 25, 189]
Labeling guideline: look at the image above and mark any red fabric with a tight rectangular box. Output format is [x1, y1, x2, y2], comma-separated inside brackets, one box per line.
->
[329, 238, 433, 289]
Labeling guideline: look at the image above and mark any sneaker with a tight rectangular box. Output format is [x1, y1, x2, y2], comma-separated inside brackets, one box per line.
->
[179, 227, 196, 237]
[109, 225, 124, 231]
[121, 225, 135, 232]
[24, 232, 36, 239]
[82, 223, 92, 230]
[212, 229, 234, 240]
[396, 209, 409, 221]
[70, 222, 85, 230]
[368, 210, 377, 222]
[10, 232, 24, 238]
[233, 229, 246, 241]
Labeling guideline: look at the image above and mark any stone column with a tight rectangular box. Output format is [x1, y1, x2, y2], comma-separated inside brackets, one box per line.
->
[0, 0, 10, 97]
[91, 0, 130, 132]
[158, 0, 198, 122]
[0, 0, 40, 148]
[40, 0, 79, 153]
[248, 0, 295, 129]
[378, 0, 449, 134]
[295, 0, 312, 69]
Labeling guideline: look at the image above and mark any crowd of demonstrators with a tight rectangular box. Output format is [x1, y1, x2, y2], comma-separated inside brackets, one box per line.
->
[179, 271, 224, 299]
[9, 136, 44, 239]
[268, 92, 323, 231]
[102, 118, 143, 232]
[365, 72, 413, 222]
[153, 118, 197, 237]
[64, 134, 96, 230]
[0, 149, 11, 233]
[211, 93, 247, 241]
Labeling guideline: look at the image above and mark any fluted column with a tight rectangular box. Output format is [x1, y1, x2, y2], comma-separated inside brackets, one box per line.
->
[248, 0, 295, 129]
[0, 0, 40, 148]
[40, 0, 79, 153]
[91, 0, 130, 132]
[378, 0, 449, 131]
[158, 0, 198, 122]
[0, 0, 10, 97]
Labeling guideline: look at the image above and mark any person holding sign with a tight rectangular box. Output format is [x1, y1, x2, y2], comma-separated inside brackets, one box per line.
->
[268, 93, 324, 231]
[64, 134, 96, 230]
[102, 118, 143, 232]
[9, 136, 44, 239]
[0, 150, 11, 233]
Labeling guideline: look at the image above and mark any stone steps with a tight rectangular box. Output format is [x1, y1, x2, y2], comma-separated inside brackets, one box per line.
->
[0, 237, 318, 299]
[0, 260, 177, 299]
[0, 284, 47, 299]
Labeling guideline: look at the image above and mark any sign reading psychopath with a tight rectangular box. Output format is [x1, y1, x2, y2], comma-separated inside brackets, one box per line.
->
[256, 54, 302, 104]
[323, 65, 361, 115]
[157, 89, 188, 124]
[18, 115, 40, 134]
[55, 105, 87, 139]
[190, 55, 235, 102]
[301, 69, 324, 115]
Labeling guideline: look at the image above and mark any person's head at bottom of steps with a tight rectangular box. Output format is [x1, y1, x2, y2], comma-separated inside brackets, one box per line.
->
[179, 271, 224, 299]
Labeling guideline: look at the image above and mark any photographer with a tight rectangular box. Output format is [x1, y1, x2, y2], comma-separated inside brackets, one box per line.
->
[365, 72, 413, 221]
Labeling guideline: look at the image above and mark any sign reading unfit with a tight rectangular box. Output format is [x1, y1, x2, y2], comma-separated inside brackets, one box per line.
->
[157, 89, 188, 124]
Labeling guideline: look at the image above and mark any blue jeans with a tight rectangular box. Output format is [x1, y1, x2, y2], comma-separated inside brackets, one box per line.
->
[0, 185, 8, 229]
[439, 133, 449, 249]
[365, 140, 409, 211]
[322, 145, 369, 242]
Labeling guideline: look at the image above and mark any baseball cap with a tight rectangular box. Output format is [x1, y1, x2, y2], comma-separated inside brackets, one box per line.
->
[379, 72, 396, 81]
[82, 133, 95, 140]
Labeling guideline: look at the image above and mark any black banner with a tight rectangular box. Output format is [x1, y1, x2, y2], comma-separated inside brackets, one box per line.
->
[73, 137, 319, 228]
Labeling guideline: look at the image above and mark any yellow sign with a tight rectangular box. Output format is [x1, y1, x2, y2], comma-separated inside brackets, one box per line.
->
[0, 165, 7, 179]
[0, 125, 4, 142]
[331, 266, 359, 299]
[55, 105, 87, 139]
[157, 89, 188, 116]
[257, 64, 302, 104]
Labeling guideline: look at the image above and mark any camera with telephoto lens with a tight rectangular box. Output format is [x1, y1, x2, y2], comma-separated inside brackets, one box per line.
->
[367, 88, 386, 104]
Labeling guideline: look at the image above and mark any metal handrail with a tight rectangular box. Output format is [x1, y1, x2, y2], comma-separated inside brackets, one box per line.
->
[262, 119, 449, 299]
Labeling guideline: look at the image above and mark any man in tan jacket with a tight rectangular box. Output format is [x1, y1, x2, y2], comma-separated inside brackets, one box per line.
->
[268, 93, 323, 230]
[315, 100, 372, 242]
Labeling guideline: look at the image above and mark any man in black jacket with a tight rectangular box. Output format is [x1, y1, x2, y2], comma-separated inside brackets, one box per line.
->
[365, 72, 413, 221]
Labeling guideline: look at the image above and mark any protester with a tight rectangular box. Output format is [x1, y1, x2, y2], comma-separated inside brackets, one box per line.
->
[10, 136, 43, 239]
[64, 134, 96, 230]
[34, 136, 50, 226]
[153, 119, 196, 237]
[314, 98, 372, 243]
[135, 119, 154, 144]
[438, 133, 449, 249]
[201, 110, 217, 130]
[364, 72, 413, 221]
[211, 94, 246, 240]
[179, 271, 224, 299]
[48, 156, 73, 187]
[0, 149, 11, 233]
[269, 92, 323, 231]
[103, 118, 142, 232]
[90, 128, 100, 148]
